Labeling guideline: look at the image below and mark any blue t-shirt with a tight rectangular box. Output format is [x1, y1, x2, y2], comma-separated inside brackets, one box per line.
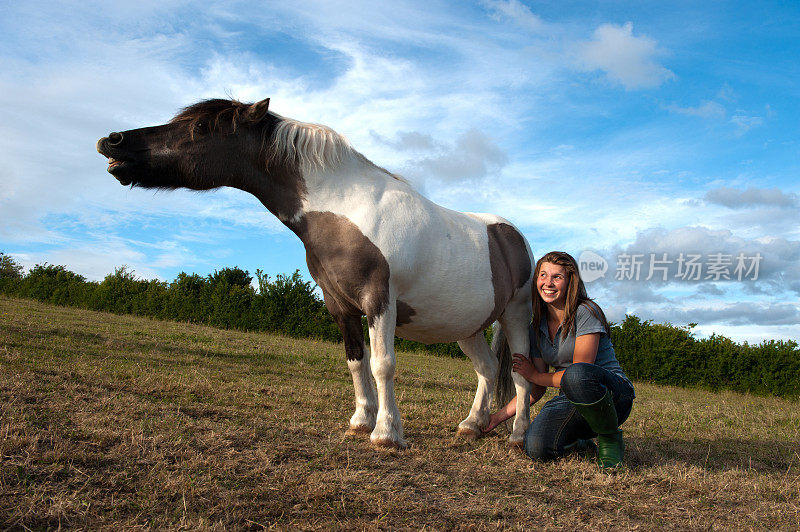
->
[530, 301, 634, 393]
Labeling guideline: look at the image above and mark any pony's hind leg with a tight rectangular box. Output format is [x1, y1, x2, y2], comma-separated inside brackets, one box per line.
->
[456, 333, 498, 440]
[367, 306, 406, 449]
[498, 297, 534, 446]
[336, 314, 377, 436]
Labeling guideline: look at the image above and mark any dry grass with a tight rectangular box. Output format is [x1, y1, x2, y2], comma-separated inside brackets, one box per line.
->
[1, 295, 799, 530]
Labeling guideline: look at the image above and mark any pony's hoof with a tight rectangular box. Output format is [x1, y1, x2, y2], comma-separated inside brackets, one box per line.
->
[456, 427, 480, 441]
[371, 438, 407, 450]
[345, 424, 372, 437]
[508, 440, 524, 454]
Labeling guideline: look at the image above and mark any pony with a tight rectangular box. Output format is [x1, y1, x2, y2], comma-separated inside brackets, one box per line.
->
[97, 98, 534, 449]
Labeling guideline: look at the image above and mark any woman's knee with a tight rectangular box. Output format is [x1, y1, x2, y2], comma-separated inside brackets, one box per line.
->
[561, 363, 614, 406]
[524, 434, 555, 461]
[523, 423, 558, 461]
[560, 363, 600, 397]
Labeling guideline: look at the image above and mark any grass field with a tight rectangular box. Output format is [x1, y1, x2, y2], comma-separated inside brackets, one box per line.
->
[1, 295, 799, 530]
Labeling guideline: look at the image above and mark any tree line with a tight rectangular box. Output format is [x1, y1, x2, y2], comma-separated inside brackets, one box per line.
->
[1, 252, 797, 398]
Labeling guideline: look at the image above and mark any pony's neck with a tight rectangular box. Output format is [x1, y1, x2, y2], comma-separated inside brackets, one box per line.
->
[249, 114, 412, 228]
[300, 154, 409, 217]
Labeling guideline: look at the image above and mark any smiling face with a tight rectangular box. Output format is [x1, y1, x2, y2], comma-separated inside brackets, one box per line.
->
[536, 261, 568, 309]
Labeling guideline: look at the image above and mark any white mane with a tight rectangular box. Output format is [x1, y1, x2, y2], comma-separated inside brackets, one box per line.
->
[267, 113, 406, 182]
[268, 114, 355, 173]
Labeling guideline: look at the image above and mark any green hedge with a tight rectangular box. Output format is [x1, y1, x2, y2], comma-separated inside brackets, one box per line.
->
[1, 252, 797, 398]
[611, 315, 800, 398]
[0, 252, 460, 356]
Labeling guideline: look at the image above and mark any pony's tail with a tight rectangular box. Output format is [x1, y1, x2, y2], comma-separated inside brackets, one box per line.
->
[491, 322, 515, 415]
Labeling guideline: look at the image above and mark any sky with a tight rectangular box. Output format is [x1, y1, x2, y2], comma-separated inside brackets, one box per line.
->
[1, 1, 798, 343]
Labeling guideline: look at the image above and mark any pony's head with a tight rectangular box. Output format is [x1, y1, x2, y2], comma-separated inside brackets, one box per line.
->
[96, 98, 273, 191]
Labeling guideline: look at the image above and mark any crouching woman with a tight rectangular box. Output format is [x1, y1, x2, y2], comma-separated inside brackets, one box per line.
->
[485, 251, 635, 468]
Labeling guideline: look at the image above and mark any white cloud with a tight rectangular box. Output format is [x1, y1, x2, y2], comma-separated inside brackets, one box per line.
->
[637, 301, 800, 328]
[666, 100, 726, 119]
[374, 129, 508, 184]
[692, 323, 799, 344]
[578, 225, 800, 334]
[705, 186, 798, 209]
[370, 130, 439, 152]
[549, 206, 799, 343]
[716, 83, 736, 102]
[483, 0, 547, 33]
[577, 22, 675, 89]
[611, 226, 800, 290]
[730, 113, 764, 135]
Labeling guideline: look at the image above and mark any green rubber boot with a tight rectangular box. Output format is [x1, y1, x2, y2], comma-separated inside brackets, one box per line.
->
[570, 390, 625, 469]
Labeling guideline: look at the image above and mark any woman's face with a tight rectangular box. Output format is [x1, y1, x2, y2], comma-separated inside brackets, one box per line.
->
[537, 262, 568, 308]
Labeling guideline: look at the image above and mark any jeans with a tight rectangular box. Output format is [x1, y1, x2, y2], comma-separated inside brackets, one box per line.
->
[523, 363, 635, 461]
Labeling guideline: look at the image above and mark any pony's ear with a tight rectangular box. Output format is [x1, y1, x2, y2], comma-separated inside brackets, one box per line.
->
[245, 98, 270, 123]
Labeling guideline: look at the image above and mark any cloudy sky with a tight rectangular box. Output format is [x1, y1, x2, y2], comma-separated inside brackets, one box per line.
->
[1, 1, 798, 343]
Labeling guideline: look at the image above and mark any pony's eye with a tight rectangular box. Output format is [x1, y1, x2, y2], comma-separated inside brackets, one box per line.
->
[193, 121, 209, 134]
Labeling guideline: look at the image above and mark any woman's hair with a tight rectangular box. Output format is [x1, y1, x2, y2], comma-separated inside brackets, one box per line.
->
[531, 251, 610, 347]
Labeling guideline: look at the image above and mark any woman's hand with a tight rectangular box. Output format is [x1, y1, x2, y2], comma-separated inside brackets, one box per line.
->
[482, 411, 503, 433]
[482, 395, 518, 433]
[512, 353, 539, 383]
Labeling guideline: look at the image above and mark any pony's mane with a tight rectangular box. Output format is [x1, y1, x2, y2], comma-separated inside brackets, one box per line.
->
[267, 113, 355, 174]
[171, 98, 406, 181]
[267, 113, 406, 182]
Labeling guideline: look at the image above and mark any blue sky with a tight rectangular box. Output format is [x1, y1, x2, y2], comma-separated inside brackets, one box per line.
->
[1, 1, 798, 343]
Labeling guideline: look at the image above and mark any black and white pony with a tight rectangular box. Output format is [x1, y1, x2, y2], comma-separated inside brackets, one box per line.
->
[97, 98, 534, 449]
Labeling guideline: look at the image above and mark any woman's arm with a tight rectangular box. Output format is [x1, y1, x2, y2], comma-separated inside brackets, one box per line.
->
[512, 333, 601, 388]
[573, 332, 601, 364]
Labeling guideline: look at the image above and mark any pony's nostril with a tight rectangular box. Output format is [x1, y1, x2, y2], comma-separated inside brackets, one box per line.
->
[108, 132, 124, 145]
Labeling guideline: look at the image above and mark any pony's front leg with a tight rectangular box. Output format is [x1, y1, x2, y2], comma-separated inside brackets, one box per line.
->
[367, 306, 406, 449]
[456, 334, 498, 439]
[335, 314, 378, 436]
[347, 354, 378, 435]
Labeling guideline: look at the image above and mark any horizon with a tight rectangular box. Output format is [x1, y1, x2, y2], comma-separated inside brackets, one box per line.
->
[1, 1, 798, 344]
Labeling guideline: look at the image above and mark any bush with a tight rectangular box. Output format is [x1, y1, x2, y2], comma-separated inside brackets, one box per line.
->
[91, 266, 168, 316]
[254, 269, 340, 340]
[165, 272, 209, 322]
[611, 316, 800, 398]
[0, 252, 24, 280]
[0, 252, 25, 293]
[13, 264, 93, 307]
[210, 267, 252, 289]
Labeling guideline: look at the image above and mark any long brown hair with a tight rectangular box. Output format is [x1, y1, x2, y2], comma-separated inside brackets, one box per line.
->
[532, 251, 610, 349]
